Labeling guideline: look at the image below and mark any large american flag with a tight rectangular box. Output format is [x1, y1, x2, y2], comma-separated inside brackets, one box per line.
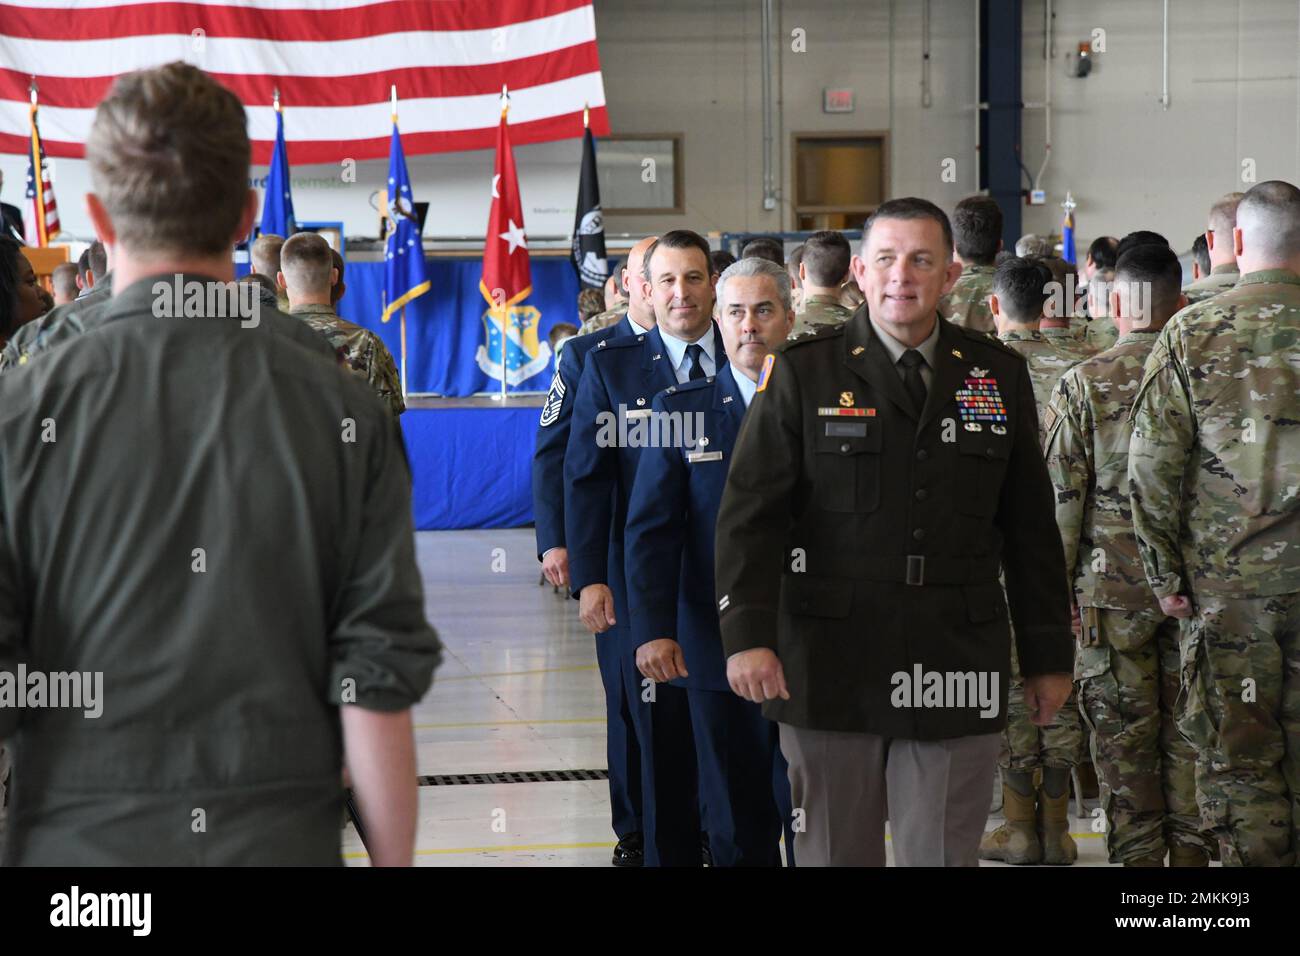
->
[0, 0, 610, 164]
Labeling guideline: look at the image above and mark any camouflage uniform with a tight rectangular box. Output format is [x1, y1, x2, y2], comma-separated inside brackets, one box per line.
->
[1182, 263, 1239, 306]
[579, 303, 628, 336]
[1041, 324, 1097, 364]
[789, 293, 852, 339]
[996, 328, 1087, 771]
[1128, 269, 1300, 866]
[1044, 332, 1211, 864]
[938, 263, 996, 334]
[290, 303, 405, 417]
[1082, 316, 1119, 354]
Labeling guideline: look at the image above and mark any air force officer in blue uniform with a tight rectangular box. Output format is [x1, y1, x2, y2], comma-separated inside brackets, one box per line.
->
[564, 230, 723, 866]
[532, 237, 657, 866]
[625, 257, 798, 865]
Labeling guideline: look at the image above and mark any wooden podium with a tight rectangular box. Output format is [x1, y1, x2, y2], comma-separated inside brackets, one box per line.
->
[20, 245, 71, 290]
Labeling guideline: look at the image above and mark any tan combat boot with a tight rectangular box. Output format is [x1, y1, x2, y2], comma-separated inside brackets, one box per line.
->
[1036, 788, 1078, 865]
[980, 784, 1042, 865]
[1168, 844, 1210, 867]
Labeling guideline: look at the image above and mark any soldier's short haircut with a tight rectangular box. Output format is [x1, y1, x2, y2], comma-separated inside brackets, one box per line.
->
[993, 249, 1015, 266]
[577, 287, 605, 322]
[717, 256, 793, 313]
[279, 232, 334, 295]
[330, 249, 346, 304]
[951, 195, 1003, 265]
[1116, 230, 1169, 260]
[740, 236, 785, 265]
[76, 248, 91, 285]
[786, 243, 805, 288]
[1086, 235, 1119, 271]
[801, 230, 852, 288]
[709, 249, 737, 276]
[52, 262, 79, 300]
[238, 271, 278, 299]
[1207, 191, 1245, 236]
[84, 239, 107, 280]
[250, 234, 285, 279]
[1115, 242, 1184, 323]
[1236, 179, 1300, 258]
[643, 229, 713, 281]
[1191, 234, 1211, 275]
[861, 198, 954, 260]
[606, 257, 625, 294]
[1014, 233, 1053, 258]
[992, 256, 1051, 323]
[87, 62, 250, 256]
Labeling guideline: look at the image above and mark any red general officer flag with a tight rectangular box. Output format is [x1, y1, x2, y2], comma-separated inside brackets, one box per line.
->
[480, 98, 532, 311]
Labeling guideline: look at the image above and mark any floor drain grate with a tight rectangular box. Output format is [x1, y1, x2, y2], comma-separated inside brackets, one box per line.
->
[419, 768, 609, 787]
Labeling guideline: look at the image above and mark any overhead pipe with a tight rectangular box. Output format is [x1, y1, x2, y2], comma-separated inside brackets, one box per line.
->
[761, 0, 776, 211]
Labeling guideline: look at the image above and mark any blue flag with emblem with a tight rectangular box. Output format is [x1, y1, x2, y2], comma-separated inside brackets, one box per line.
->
[382, 107, 431, 323]
[1061, 192, 1077, 265]
[260, 97, 295, 238]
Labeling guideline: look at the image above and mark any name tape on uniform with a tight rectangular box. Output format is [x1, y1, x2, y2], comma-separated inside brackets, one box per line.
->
[686, 450, 724, 463]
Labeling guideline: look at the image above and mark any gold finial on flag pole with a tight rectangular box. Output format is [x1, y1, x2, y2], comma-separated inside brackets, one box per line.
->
[583, 102, 590, 129]
[29, 76, 37, 107]
[501, 84, 509, 120]
[273, 87, 281, 112]
[391, 84, 398, 123]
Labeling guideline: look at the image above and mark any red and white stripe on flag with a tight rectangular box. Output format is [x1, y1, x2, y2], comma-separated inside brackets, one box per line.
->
[0, 0, 610, 164]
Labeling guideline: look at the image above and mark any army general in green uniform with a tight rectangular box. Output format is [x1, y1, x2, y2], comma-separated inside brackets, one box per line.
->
[715, 198, 1073, 867]
[1129, 180, 1300, 867]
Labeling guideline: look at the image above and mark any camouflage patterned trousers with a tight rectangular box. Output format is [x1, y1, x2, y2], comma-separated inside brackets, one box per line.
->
[1179, 593, 1300, 866]
[1076, 607, 1208, 863]
[1001, 635, 1085, 771]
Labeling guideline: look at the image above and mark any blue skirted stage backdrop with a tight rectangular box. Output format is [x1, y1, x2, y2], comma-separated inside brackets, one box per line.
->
[338, 254, 582, 530]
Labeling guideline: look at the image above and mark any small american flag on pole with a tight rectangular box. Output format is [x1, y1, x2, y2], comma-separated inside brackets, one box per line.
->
[24, 78, 59, 247]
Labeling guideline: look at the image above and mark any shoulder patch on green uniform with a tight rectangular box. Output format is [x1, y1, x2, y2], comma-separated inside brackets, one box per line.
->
[756, 353, 775, 392]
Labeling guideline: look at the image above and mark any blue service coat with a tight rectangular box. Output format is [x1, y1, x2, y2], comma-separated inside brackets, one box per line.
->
[531, 322, 628, 559]
[624, 364, 748, 692]
[564, 323, 725, 646]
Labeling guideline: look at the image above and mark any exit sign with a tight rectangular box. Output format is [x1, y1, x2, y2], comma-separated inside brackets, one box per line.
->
[823, 88, 854, 113]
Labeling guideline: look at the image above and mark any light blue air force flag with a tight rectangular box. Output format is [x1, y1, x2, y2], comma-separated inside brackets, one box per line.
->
[382, 121, 430, 322]
[260, 106, 295, 238]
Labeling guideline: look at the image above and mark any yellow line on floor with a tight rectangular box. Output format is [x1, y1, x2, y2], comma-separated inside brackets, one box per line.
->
[344, 841, 617, 860]
[414, 717, 607, 729]
[435, 664, 600, 682]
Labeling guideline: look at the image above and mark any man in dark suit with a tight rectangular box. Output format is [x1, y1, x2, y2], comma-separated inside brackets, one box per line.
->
[0, 170, 23, 243]
[565, 229, 723, 866]
[625, 256, 796, 866]
[714, 198, 1074, 866]
[531, 235, 657, 866]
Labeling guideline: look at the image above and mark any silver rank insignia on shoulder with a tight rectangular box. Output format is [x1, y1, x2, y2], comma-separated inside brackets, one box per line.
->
[965, 422, 983, 432]
[970, 366, 989, 378]
[991, 423, 1007, 435]
[636, 397, 646, 406]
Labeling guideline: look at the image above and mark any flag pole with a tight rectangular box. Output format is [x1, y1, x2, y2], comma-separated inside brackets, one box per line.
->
[499, 85, 509, 405]
[29, 76, 48, 248]
[400, 306, 408, 398]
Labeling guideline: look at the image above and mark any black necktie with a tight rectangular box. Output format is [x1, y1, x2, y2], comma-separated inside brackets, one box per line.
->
[685, 343, 706, 381]
[899, 348, 927, 414]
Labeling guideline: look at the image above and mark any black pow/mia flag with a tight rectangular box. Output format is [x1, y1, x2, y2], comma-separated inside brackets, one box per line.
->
[571, 125, 608, 289]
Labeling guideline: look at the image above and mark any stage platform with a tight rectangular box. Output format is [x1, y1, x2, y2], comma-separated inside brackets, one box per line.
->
[401, 398, 545, 531]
